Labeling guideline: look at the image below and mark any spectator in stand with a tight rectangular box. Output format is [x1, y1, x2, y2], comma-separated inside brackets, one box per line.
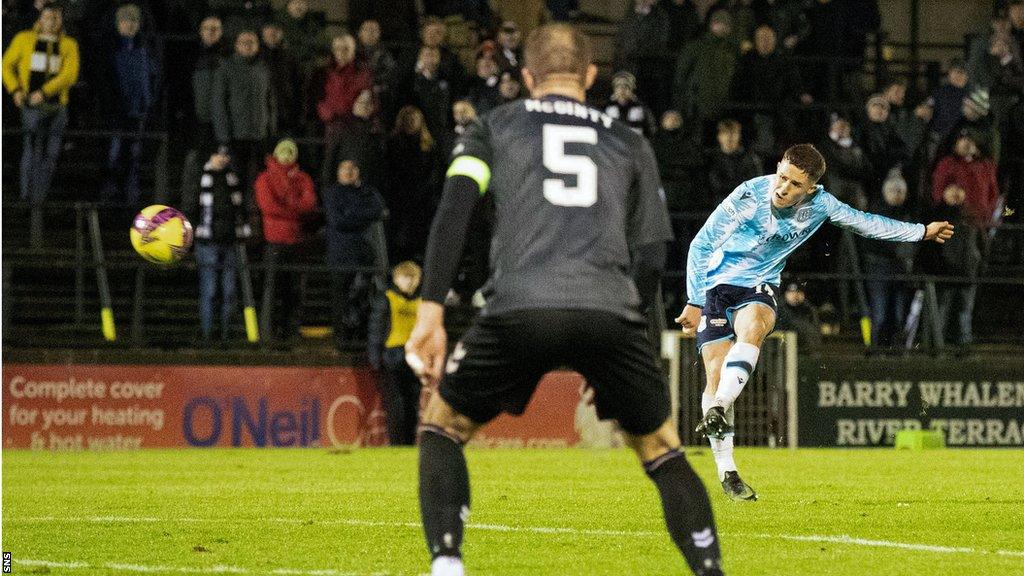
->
[752, 0, 810, 52]
[497, 70, 523, 103]
[673, 9, 739, 141]
[707, 0, 757, 51]
[819, 113, 872, 210]
[384, 105, 439, 263]
[966, 15, 1016, 90]
[465, 49, 502, 114]
[324, 159, 386, 345]
[775, 283, 822, 354]
[731, 24, 809, 156]
[604, 71, 656, 137]
[357, 20, 397, 107]
[883, 79, 931, 162]
[652, 109, 704, 308]
[349, 0, 420, 44]
[969, 21, 1024, 144]
[191, 16, 225, 150]
[706, 119, 762, 205]
[99, 3, 161, 210]
[367, 261, 423, 446]
[861, 173, 916, 354]
[260, 21, 301, 136]
[932, 132, 1000, 230]
[944, 88, 1001, 163]
[615, 0, 672, 117]
[274, 0, 323, 66]
[803, 0, 880, 101]
[1003, 99, 1024, 218]
[857, 93, 909, 203]
[452, 100, 478, 140]
[254, 138, 318, 342]
[398, 17, 467, 103]
[213, 30, 275, 189]
[315, 33, 373, 187]
[494, 20, 523, 75]
[181, 146, 252, 342]
[926, 58, 969, 157]
[2, 2, 79, 244]
[1010, 1, 1024, 56]
[661, 0, 703, 50]
[920, 182, 984, 355]
[337, 88, 386, 191]
[412, 45, 453, 148]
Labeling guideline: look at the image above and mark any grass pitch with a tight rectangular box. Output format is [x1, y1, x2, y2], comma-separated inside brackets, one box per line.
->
[3, 447, 1023, 575]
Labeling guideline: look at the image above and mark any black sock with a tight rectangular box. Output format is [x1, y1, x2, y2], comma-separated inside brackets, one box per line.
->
[419, 426, 470, 560]
[644, 449, 724, 576]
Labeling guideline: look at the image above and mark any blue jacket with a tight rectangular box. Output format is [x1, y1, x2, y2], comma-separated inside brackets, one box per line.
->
[323, 182, 385, 267]
[112, 35, 159, 119]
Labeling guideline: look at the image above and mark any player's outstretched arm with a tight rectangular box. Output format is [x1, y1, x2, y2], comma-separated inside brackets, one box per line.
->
[923, 221, 955, 243]
[406, 172, 485, 386]
[824, 192, 929, 242]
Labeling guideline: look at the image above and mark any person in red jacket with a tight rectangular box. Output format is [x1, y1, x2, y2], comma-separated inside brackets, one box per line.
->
[315, 32, 373, 187]
[932, 131, 1000, 228]
[255, 138, 318, 342]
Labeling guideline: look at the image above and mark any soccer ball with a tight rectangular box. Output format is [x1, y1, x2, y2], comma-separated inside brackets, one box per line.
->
[130, 205, 194, 265]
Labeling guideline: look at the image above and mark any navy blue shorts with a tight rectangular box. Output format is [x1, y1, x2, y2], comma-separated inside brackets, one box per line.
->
[695, 283, 779, 353]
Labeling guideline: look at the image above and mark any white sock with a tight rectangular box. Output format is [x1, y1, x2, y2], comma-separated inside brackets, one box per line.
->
[703, 393, 736, 481]
[713, 342, 760, 410]
[432, 556, 464, 576]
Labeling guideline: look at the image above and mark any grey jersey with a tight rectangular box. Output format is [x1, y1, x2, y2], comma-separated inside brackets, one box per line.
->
[450, 95, 673, 321]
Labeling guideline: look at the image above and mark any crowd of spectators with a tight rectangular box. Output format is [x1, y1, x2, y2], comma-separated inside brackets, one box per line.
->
[3, 0, 1023, 354]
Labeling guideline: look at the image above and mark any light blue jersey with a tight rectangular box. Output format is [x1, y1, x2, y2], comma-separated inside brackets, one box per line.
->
[686, 175, 925, 307]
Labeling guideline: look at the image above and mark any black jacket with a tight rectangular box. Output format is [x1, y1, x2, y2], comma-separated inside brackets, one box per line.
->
[181, 161, 251, 244]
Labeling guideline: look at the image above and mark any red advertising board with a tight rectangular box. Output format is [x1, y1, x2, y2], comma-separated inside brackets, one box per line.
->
[2, 365, 600, 450]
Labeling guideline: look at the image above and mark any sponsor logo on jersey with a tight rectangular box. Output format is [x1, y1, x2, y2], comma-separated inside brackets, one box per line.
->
[756, 226, 815, 246]
[710, 318, 728, 327]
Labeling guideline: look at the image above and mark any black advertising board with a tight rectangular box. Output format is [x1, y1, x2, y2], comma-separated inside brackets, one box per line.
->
[798, 357, 1024, 447]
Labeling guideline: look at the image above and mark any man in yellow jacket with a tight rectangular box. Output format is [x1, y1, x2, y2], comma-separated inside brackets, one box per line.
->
[2, 2, 79, 244]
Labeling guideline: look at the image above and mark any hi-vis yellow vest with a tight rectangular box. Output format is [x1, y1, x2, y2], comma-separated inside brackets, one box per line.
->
[384, 289, 420, 348]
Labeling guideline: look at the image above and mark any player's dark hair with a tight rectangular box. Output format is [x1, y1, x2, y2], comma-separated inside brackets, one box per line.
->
[783, 144, 827, 182]
[524, 24, 592, 85]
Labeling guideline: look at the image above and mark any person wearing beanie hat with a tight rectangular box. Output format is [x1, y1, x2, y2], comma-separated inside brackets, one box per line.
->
[254, 137, 318, 341]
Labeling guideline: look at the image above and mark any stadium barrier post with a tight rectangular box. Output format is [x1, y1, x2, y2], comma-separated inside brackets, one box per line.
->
[74, 203, 85, 325]
[840, 230, 872, 346]
[784, 331, 799, 449]
[2, 263, 11, 341]
[236, 242, 260, 343]
[154, 134, 169, 204]
[131, 265, 146, 347]
[259, 246, 277, 345]
[660, 330, 682, 432]
[87, 207, 116, 342]
[923, 280, 945, 354]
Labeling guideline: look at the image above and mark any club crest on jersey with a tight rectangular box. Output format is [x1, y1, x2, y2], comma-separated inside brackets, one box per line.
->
[796, 206, 812, 223]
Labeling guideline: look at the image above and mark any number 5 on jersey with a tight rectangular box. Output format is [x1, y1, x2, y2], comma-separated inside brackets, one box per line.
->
[543, 124, 597, 207]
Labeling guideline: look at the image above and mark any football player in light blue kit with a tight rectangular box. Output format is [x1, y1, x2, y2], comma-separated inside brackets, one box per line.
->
[675, 144, 954, 500]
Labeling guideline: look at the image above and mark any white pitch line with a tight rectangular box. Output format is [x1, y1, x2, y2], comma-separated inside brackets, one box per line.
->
[15, 559, 390, 576]
[8, 515, 1024, 559]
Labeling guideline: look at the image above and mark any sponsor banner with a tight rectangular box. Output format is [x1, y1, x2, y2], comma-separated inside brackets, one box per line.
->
[798, 358, 1024, 447]
[2, 365, 602, 450]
